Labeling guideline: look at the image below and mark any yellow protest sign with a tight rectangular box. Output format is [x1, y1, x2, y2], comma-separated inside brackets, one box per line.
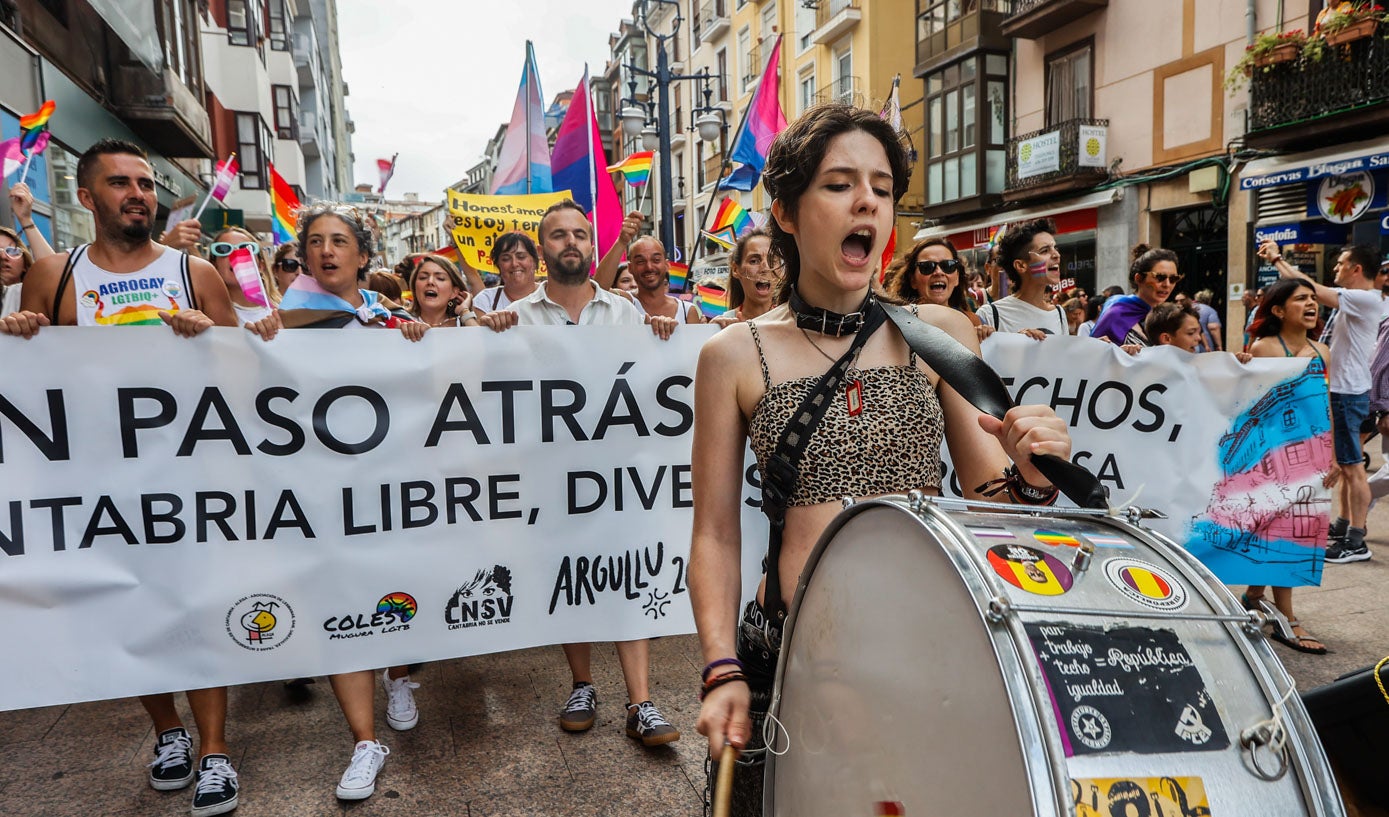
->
[446, 189, 573, 273]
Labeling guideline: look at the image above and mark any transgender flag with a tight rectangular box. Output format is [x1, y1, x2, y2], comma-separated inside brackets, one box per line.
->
[551, 68, 621, 260]
[491, 41, 553, 196]
[721, 35, 786, 191]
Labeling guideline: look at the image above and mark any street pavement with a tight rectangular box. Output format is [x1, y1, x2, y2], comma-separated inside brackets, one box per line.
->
[2, 506, 1386, 816]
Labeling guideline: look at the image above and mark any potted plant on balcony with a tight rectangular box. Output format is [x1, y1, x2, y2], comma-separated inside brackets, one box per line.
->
[1227, 30, 1307, 92]
[1317, 2, 1387, 46]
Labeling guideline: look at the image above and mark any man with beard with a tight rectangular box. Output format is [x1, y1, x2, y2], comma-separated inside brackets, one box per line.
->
[595, 212, 701, 323]
[484, 200, 682, 747]
[0, 139, 239, 816]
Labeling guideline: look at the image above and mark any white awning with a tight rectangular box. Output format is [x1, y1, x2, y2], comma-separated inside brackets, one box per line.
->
[913, 188, 1122, 242]
[1237, 136, 1389, 192]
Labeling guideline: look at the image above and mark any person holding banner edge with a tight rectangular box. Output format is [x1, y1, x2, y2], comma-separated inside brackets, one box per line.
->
[1, 181, 56, 317]
[688, 104, 1072, 816]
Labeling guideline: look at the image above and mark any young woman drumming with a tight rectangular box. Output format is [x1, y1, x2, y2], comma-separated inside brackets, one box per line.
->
[688, 104, 1073, 816]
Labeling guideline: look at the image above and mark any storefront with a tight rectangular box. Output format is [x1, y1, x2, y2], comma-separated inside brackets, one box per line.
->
[1240, 138, 1389, 287]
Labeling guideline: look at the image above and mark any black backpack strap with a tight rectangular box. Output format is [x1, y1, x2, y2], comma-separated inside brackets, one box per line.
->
[50, 245, 87, 322]
[882, 303, 1108, 510]
[181, 250, 199, 311]
[761, 305, 889, 622]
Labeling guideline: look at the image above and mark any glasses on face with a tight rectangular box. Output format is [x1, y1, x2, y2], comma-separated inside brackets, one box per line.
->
[210, 241, 260, 257]
[916, 259, 962, 275]
[0, 247, 23, 258]
[1148, 273, 1183, 284]
[275, 258, 301, 273]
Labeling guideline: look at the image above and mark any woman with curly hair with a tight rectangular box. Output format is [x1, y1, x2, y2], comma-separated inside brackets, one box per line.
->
[885, 237, 992, 341]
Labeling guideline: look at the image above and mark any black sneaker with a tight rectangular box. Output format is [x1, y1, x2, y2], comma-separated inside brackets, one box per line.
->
[559, 682, 596, 732]
[148, 727, 194, 791]
[1326, 539, 1372, 564]
[1328, 517, 1349, 543]
[191, 754, 239, 816]
[625, 700, 680, 747]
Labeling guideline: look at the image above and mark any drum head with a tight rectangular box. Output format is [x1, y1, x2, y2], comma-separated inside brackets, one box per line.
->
[768, 503, 1033, 817]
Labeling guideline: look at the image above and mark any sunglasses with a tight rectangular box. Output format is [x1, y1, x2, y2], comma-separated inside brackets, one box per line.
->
[1147, 273, 1183, 283]
[210, 241, 260, 257]
[276, 258, 302, 273]
[916, 259, 962, 275]
[0, 247, 23, 258]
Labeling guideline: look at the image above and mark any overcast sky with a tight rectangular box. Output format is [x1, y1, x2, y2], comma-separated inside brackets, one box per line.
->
[337, 1, 639, 201]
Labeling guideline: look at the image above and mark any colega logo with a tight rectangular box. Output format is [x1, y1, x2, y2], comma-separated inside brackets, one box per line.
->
[445, 565, 514, 630]
[323, 592, 418, 640]
[225, 593, 296, 652]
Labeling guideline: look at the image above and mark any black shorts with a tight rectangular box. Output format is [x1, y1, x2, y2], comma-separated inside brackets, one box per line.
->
[705, 600, 780, 817]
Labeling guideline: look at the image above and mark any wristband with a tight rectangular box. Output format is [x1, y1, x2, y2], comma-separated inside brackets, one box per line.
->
[20, 223, 35, 230]
[702, 657, 744, 683]
[457, 310, 478, 324]
[699, 672, 748, 701]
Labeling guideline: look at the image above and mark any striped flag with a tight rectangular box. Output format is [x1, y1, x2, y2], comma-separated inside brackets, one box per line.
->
[668, 261, 688, 292]
[696, 283, 730, 317]
[208, 155, 239, 202]
[269, 163, 301, 246]
[607, 151, 654, 187]
[491, 41, 553, 195]
[229, 247, 268, 307]
[376, 154, 397, 195]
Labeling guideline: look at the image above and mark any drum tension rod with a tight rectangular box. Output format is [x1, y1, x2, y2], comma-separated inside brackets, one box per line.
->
[987, 596, 1264, 627]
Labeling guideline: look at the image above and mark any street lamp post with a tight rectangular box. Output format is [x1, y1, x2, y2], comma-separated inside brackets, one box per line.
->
[620, 0, 727, 260]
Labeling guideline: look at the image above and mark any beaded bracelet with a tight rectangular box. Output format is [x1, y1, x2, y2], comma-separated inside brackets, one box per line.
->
[699, 672, 749, 701]
[702, 657, 744, 683]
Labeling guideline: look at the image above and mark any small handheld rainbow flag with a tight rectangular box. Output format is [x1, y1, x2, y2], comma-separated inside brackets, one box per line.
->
[230, 247, 268, 307]
[269, 162, 301, 246]
[17, 100, 56, 184]
[696, 282, 730, 318]
[701, 228, 736, 250]
[710, 197, 754, 240]
[607, 151, 654, 187]
[668, 261, 689, 292]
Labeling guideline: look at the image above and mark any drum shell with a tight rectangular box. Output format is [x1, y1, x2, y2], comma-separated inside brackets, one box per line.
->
[764, 497, 1344, 817]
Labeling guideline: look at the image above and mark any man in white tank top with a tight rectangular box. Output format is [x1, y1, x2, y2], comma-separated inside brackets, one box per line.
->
[622, 236, 703, 324]
[0, 140, 239, 815]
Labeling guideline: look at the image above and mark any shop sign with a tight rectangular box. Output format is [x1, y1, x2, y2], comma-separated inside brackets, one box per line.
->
[1240, 148, 1389, 190]
[1077, 125, 1107, 169]
[1017, 131, 1061, 180]
[1254, 224, 1301, 244]
[1314, 172, 1375, 224]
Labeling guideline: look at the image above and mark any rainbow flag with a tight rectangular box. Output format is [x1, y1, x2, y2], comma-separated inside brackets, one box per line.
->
[702, 229, 735, 250]
[607, 151, 653, 187]
[696, 283, 730, 317]
[269, 162, 300, 245]
[230, 247, 268, 307]
[720, 35, 787, 191]
[19, 100, 55, 152]
[668, 261, 688, 291]
[710, 197, 754, 239]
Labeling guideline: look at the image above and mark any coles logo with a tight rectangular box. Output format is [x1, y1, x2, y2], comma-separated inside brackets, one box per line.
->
[323, 592, 417, 640]
[225, 593, 296, 652]
[1103, 558, 1189, 611]
[445, 565, 514, 630]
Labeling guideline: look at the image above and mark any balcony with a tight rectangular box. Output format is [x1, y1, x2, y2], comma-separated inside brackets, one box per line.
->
[703, 152, 728, 188]
[813, 76, 864, 108]
[107, 65, 214, 159]
[698, 0, 731, 44]
[1002, 0, 1108, 39]
[293, 32, 320, 88]
[1246, 33, 1389, 149]
[743, 40, 767, 89]
[1004, 118, 1109, 201]
[299, 110, 321, 158]
[813, 0, 862, 46]
[915, 1, 1013, 70]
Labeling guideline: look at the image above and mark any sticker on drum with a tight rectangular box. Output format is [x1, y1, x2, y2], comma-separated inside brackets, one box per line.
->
[1102, 557, 1189, 611]
[1070, 776, 1211, 817]
[1080, 532, 1134, 550]
[1027, 622, 1229, 757]
[1033, 529, 1082, 548]
[986, 545, 1073, 596]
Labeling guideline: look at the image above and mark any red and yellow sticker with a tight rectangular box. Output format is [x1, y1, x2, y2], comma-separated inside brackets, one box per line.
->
[987, 545, 1074, 596]
[1071, 776, 1210, 817]
[1103, 557, 1189, 611]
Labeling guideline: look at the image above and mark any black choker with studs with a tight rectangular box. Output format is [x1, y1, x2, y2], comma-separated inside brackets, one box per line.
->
[788, 288, 876, 336]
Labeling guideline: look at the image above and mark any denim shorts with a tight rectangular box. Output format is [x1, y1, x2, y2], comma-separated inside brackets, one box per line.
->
[1331, 391, 1371, 465]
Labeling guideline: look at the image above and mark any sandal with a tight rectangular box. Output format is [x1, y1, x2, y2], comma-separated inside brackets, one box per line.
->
[1269, 618, 1328, 655]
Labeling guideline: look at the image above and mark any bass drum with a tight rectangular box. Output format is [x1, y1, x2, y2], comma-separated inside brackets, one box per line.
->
[764, 496, 1343, 817]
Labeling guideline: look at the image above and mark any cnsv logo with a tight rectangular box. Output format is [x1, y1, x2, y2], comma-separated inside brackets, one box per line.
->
[225, 593, 296, 652]
[445, 565, 514, 630]
[322, 592, 418, 641]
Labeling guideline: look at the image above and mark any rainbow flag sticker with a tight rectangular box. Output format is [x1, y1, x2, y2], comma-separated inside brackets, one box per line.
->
[376, 592, 418, 622]
[1034, 529, 1082, 548]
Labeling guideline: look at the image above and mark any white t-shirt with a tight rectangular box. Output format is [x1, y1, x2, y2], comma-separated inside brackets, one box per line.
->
[232, 301, 273, 326]
[1326, 287, 1388, 394]
[977, 295, 1069, 336]
[1, 284, 21, 317]
[506, 280, 644, 326]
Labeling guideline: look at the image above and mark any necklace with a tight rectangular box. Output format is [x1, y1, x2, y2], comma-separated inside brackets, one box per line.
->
[424, 314, 455, 327]
[801, 328, 865, 416]
[788, 287, 874, 337]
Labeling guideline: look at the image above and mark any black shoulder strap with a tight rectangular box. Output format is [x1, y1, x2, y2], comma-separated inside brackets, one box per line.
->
[181, 251, 199, 311]
[51, 245, 87, 323]
[989, 302, 1001, 329]
[761, 307, 888, 621]
[882, 303, 1108, 510]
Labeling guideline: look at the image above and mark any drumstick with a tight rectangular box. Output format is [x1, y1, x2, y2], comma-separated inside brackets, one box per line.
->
[712, 743, 740, 817]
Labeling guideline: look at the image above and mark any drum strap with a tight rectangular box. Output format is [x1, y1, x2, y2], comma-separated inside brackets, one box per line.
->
[761, 306, 888, 623]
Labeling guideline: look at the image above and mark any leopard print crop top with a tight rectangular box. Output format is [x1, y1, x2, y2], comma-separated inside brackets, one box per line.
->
[746, 322, 944, 506]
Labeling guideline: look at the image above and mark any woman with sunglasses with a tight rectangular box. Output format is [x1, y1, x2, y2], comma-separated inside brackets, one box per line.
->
[712, 229, 782, 328]
[408, 254, 480, 327]
[886, 238, 993, 341]
[1091, 244, 1181, 345]
[209, 227, 280, 325]
[272, 242, 301, 292]
[474, 232, 540, 313]
[1, 182, 56, 316]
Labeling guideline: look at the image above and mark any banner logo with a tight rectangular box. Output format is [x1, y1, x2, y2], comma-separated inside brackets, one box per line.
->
[445, 565, 514, 630]
[1103, 558, 1188, 610]
[225, 593, 295, 652]
[323, 592, 417, 640]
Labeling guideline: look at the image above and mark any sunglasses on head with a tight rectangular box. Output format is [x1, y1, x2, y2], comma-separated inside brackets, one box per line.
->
[210, 241, 260, 257]
[915, 259, 962, 275]
[276, 258, 302, 273]
[1147, 273, 1183, 283]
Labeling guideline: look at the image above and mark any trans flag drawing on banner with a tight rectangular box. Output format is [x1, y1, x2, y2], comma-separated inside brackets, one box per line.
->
[551, 68, 621, 260]
[720, 35, 786, 192]
[492, 41, 553, 196]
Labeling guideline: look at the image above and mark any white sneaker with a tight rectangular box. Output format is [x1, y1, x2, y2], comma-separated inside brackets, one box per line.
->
[382, 670, 420, 731]
[335, 740, 389, 800]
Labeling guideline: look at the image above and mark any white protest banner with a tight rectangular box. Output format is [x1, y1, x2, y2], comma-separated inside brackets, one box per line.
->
[0, 326, 765, 712]
[946, 335, 1332, 588]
